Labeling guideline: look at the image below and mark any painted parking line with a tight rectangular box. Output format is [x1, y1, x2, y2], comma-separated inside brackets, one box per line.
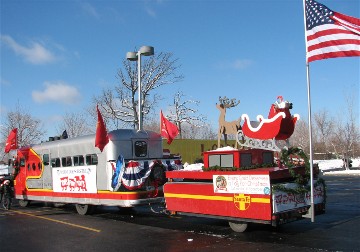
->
[10, 209, 101, 233]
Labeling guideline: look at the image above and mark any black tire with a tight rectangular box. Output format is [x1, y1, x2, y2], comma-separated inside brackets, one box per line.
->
[229, 221, 248, 232]
[75, 204, 95, 215]
[18, 199, 30, 207]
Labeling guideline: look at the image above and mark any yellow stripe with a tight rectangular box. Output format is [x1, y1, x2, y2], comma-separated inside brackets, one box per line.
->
[165, 193, 233, 201]
[164, 193, 270, 204]
[27, 188, 53, 192]
[10, 210, 101, 233]
[251, 197, 270, 203]
[98, 190, 155, 195]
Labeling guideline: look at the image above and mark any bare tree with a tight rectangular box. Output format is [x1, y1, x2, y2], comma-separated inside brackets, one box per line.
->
[313, 109, 334, 154]
[289, 119, 309, 154]
[57, 111, 94, 138]
[1, 103, 45, 148]
[93, 51, 183, 130]
[167, 91, 207, 139]
[181, 123, 217, 140]
[143, 115, 160, 133]
[330, 92, 359, 168]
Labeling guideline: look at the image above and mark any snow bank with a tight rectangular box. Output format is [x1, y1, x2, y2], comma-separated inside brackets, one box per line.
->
[183, 162, 203, 171]
[181, 158, 360, 175]
[315, 158, 360, 176]
[208, 146, 238, 152]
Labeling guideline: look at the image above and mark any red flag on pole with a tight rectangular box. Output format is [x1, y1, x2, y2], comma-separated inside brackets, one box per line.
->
[4, 128, 17, 153]
[95, 105, 109, 152]
[304, 0, 360, 62]
[160, 110, 179, 145]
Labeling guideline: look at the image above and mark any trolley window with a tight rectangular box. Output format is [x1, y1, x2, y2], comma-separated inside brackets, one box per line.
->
[134, 141, 147, 157]
[51, 158, 61, 167]
[62, 156, 72, 167]
[73, 155, 85, 166]
[86, 154, 98, 165]
[43, 154, 50, 166]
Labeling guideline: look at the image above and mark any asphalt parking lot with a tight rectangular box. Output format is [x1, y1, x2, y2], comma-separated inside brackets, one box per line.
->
[0, 174, 359, 252]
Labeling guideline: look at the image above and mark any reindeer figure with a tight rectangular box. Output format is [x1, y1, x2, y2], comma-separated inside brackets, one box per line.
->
[216, 96, 241, 148]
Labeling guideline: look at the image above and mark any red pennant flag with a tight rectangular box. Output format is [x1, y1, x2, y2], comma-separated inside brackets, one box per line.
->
[4, 128, 18, 153]
[160, 110, 179, 145]
[95, 105, 109, 152]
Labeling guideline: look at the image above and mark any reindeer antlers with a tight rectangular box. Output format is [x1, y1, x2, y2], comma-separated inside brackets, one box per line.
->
[218, 96, 240, 108]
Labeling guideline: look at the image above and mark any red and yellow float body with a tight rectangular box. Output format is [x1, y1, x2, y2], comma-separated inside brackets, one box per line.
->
[164, 149, 325, 226]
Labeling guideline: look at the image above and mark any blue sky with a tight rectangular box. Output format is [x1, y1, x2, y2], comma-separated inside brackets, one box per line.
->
[1, 0, 359, 138]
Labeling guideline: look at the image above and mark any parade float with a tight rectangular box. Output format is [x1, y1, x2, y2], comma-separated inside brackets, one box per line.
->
[4, 95, 325, 232]
[164, 96, 325, 232]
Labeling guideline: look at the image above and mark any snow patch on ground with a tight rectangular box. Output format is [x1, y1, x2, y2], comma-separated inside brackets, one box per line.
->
[182, 157, 360, 175]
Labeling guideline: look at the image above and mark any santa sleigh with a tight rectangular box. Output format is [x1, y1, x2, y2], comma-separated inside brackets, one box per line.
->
[237, 96, 300, 151]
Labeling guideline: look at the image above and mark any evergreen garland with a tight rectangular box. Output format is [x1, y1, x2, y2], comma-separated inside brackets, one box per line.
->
[273, 147, 326, 202]
[203, 162, 275, 172]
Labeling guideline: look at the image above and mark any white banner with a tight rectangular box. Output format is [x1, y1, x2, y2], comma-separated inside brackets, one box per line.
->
[52, 166, 97, 193]
[213, 174, 271, 195]
[272, 182, 325, 213]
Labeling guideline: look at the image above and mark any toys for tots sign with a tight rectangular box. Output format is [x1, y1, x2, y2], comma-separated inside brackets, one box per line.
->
[213, 175, 270, 195]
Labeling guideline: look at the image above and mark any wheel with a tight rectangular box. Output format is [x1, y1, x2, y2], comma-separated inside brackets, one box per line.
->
[18, 199, 30, 207]
[229, 221, 248, 232]
[75, 204, 95, 215]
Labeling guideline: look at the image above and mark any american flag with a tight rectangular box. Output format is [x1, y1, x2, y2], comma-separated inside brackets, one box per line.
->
[305, 0, 360, 62]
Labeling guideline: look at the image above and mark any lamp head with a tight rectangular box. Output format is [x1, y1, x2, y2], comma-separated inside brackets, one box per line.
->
[126, 52, 138, 61]
[139, 46, 154, 56]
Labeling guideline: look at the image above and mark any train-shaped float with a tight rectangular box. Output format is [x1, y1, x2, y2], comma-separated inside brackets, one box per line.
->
[4, 96, 325, 232]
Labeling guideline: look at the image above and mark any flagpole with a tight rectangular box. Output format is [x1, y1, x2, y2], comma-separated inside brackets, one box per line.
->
[303, 0, 315, 222]
[305, 63, 315, 223]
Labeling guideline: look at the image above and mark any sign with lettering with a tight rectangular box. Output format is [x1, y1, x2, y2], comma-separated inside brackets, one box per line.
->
[272, 182, 325, 213]
[52, 166, 97, 193]
[213, 174, 270, 195]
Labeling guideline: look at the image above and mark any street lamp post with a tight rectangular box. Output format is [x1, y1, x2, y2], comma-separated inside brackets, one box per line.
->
[126, 46, 154, 131]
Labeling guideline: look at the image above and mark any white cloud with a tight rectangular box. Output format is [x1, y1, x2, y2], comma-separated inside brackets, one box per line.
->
[216, 59, 254, 70]
[232, 59, 253, 70]
[145, 6, 157, 17]
[0, 77, 11, 86]
[32, 81, 81, 105]
[143, 0, 166, 18]
[1, 35, 57, 65]
[81, 2, 100, 19]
